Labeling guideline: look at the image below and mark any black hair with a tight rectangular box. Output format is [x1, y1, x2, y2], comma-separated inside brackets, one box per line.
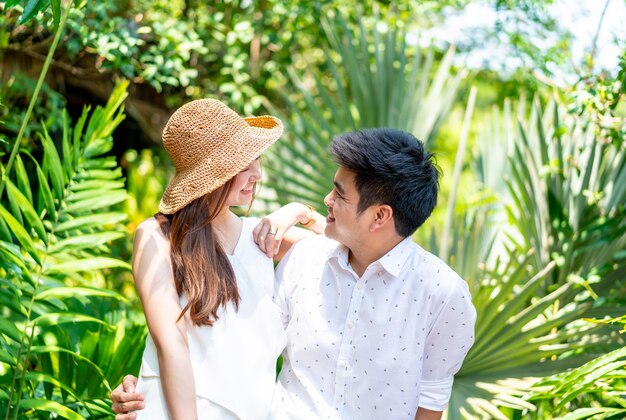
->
[330, 128, 440, 237]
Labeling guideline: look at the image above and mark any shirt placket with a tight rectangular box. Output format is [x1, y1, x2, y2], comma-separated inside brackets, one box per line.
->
[331, 273, 367, 416]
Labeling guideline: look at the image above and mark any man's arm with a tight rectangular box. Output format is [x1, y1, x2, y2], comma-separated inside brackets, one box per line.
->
[415, 407, 443, 420]
[110, 375, 143, 419]
[418, 277, 476, 413]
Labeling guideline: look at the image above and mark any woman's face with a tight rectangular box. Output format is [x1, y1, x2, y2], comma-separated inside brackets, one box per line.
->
[225, 157, 262, 207]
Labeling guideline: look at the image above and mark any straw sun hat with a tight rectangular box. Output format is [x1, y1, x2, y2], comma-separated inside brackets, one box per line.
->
[158, 99, 283, 214]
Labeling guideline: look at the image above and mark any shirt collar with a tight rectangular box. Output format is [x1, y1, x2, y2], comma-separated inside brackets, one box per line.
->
[376, 236, 413, 278]
[328, 242, 350, 269]
[328, 236, 414, 278]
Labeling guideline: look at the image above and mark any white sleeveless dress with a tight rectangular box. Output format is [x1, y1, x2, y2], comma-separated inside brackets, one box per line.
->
[136, 217, 287, 419]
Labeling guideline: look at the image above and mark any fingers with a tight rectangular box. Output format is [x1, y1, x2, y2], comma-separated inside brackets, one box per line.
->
[110, 382, 124, 403]
[254, 218, 276, 258]
[115, 413, 137, 420]
[253, 218, 269, 247]
[110, 375, 143, 415]
[112, 394, 145, 414]
[252, 220, 262, 240]
[122, 375, 138, 393]
[264, 228, 285, 258]
[271, 231, 283, 257]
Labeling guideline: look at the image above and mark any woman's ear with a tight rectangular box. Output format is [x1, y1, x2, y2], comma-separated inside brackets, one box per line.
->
[370, 204, 394, 232]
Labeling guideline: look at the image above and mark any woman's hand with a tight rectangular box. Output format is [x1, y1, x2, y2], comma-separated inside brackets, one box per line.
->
[253, 202, 316, 258]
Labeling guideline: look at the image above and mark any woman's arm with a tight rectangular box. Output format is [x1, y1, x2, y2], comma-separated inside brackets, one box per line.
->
[133, 221, 197, 420]
[253, 202, 326, 260]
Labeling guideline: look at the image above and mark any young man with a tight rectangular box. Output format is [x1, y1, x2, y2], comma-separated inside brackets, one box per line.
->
[112, 128, 476, 419]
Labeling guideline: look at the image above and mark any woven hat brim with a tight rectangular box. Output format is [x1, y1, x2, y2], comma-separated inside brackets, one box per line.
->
[158, 115, 283, 214]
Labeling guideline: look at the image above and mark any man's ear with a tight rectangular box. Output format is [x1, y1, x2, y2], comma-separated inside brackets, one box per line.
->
[370, 204, 394, 232]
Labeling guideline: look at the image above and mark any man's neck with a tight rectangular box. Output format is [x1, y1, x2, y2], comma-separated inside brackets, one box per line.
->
[347, 235, 405, 278]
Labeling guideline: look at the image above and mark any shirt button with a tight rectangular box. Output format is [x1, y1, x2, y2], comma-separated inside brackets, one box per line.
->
[356, 283, 364, 290]
[347, 322, 354, 329]
[338, 359, 346, 367]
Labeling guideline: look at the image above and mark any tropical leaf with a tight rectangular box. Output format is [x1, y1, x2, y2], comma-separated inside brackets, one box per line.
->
[6, 179, 47, 243]
[525, 319, 626, 418]
[506, 98, 626, 287]
[445, 96, 626, 418]
[35, 286, 127, 302]
[18, 398, 83, 420]
[0, 203, 41, 265]
[0, 81, 142, 418]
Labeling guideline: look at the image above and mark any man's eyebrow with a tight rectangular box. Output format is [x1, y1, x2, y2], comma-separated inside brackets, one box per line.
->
[334, 181, 345, 195]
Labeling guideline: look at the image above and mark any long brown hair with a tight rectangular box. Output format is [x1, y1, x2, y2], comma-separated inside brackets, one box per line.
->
[155, 178, 239, 326]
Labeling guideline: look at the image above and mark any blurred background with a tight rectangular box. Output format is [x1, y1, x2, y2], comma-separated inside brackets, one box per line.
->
[0, 0, 624, 418]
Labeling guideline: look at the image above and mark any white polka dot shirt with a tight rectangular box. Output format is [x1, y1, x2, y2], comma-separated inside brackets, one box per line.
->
[273, 235, 476, 419]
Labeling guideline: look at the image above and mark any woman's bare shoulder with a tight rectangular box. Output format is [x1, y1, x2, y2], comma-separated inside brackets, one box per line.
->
[137, 216, 159, 229]
[134, 217, 169, 250]
[136, 216, 163, 234]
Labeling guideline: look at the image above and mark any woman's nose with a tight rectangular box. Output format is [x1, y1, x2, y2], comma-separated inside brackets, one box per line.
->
[249, 160, 262, 180]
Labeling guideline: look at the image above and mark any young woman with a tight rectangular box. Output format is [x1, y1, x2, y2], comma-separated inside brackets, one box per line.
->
[130, 99, 323, 420]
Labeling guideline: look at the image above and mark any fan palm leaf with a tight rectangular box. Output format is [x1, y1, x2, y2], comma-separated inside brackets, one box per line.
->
[444, 97, 625, 418]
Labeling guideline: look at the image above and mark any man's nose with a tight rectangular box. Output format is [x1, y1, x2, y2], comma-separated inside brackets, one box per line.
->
[323, 191, 334, 207]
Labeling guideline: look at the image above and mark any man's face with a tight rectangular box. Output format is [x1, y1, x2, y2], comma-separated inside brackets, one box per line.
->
[323, 167, 371, 247]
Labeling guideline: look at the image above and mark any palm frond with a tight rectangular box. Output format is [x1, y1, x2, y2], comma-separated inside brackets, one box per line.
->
[0, 81, 145, 418]
[446, 96, 626, 418]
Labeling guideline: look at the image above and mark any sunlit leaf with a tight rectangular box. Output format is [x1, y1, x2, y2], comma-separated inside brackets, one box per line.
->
[54, 212, 128, 232]
[18, 0, 47, 24]
[36, 286, 126, 302]
[18, 398, 84, 420]
[0, 318, 22, 343]
[48, 231, 125, 253]
[45, 257, 130, 273]
[0, 204, 41, 265]
[6, 180, 47, 244]
[13, 154, 33, 203]
[32, 312, 114, 329]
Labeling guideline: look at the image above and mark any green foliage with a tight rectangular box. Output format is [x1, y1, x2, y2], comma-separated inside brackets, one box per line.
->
[0, 73, 67, 156]
[122, 148, 171, 227]
[493, 0, 571, 76]
[526, 316, 626, 419]
[0, 81, 146, 419]
[2, 2, 624, 418]
[58, 1, 206, 93]
[569, 49, 626, 149]
[3, 0, 470, 116]
[2, 0, 62, 27]
[505, 99, 626, 294]
[444, 94, 626, 418]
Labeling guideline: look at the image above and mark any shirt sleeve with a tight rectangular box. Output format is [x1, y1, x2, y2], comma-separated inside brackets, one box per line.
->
[419, 278, 476, 411]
